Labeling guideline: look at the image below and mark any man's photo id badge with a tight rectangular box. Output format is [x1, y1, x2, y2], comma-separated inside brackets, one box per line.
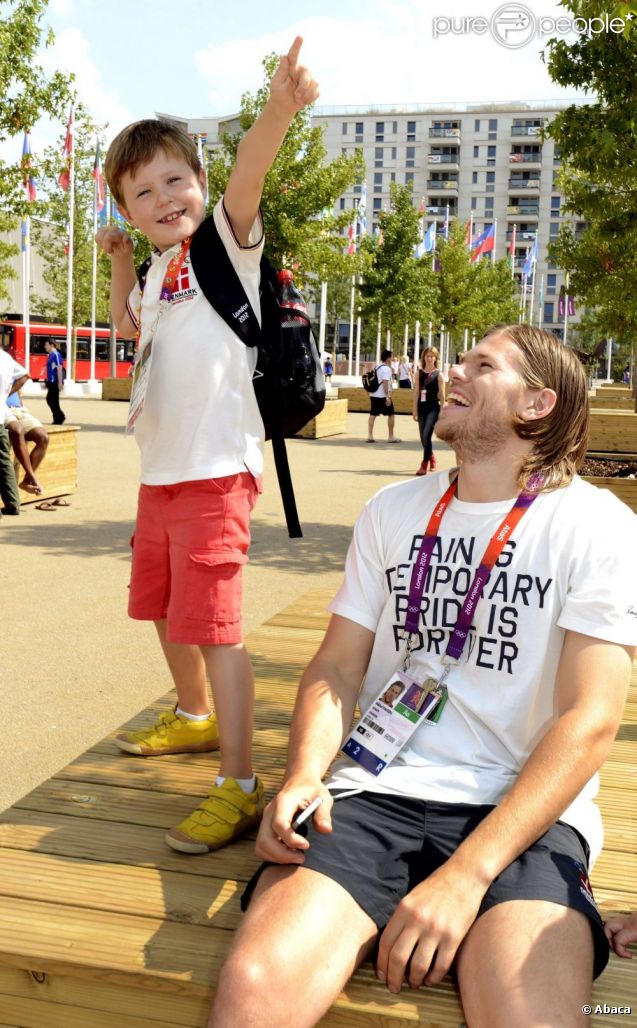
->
[342, 670, 447, 776]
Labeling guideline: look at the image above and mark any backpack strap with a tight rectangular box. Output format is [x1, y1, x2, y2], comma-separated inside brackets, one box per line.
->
[189, 210, 303, 539]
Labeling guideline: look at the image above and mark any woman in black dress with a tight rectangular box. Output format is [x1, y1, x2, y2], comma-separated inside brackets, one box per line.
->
[412, 346, 445, 475]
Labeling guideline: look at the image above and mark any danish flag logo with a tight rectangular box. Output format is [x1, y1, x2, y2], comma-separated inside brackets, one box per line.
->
[176, 262, 190, 292]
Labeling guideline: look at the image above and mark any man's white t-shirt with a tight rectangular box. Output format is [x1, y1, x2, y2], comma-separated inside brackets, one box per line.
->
[327, 471, 637, 863]
[0, 351, 27, 424]
[371, 363, 392, 400]
[127, 199, 265, 485]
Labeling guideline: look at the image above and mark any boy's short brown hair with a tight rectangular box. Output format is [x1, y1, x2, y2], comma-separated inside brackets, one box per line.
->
[105, 119, 201, 208]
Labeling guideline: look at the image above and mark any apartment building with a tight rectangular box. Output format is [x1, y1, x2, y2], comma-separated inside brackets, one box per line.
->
[164, 100, 587, 337]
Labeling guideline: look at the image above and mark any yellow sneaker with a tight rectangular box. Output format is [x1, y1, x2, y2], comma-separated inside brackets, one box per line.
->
[165, 776, 265, 854]
[115, 706, 219, 756]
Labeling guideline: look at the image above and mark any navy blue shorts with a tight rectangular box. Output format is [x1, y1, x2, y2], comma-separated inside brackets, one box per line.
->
[243, 791, 609, 979]
[370, 397, 394, 416]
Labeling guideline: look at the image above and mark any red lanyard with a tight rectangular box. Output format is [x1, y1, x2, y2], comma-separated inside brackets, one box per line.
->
[404, 476, 540, 660]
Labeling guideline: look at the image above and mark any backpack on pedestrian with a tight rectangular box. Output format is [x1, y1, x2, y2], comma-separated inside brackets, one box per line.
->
[362, 365, 381, 392]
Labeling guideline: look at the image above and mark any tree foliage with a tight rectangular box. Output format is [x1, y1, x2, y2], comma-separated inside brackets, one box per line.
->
[207, 52, 364, 285]
[544, 0, 637, 349]
[0, 0, 73, 309]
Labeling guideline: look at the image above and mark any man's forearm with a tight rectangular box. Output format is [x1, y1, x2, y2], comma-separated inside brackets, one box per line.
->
[284, 653, 359, 783]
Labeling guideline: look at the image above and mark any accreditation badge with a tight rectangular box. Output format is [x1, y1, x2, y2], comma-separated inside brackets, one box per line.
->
[125, 338, 154, 434]
[341, 670, 448, 776]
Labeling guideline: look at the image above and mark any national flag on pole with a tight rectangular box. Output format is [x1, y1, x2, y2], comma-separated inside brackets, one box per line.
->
[509, 223, 516, 259]
[465, 217, 473, 248]
[373, 223, 383, 247]
[92, 141, 105, 213]
[418, 196, 426, 215]
[358, 181, 367, 235]
[443, 204, 450, 240]
[471, 224, 495, 262]
[424, 221, 436, 253]
[21, 133, 37, 202]
[59, 107, 73, 191]
[523, 234, 538, 278]
[346, 220, 356, 255]
[21, 220, 29, 252]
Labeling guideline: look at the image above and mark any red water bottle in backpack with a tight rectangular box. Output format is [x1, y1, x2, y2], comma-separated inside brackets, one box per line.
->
[276, 269, 308, 324]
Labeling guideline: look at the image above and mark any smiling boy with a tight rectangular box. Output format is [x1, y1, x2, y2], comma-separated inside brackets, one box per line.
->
[96, 38, 319, 854]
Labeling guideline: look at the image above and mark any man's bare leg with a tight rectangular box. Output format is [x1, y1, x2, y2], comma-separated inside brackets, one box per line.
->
[457, 900, 594, 1027]
[209, 865, 377, 1028]
[367, 414, 376, 441]
[25, 428, 48, 473]
[8, 424, 42, 493]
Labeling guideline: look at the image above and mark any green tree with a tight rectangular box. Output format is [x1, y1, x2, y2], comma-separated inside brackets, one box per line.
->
[0, 0, 73, 309]
[544, 0, 637, 356]
[30, 106, 113, 328]
[360, 184, 437, 338]
[207, 52, 364, 283]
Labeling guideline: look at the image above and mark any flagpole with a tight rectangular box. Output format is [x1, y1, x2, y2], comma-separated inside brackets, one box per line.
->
[355, 274, 362, 378]
[414, 320, 420, 369]
[376, 310, 382, 364]
[538, 274, 544, 330]
[318, 279, 328, 360]
[529, 262, 536, 326]
[65, 105, 75, 383]
[563, 272, 570, 345]
[491, 219, 497, 265]
[510, 224, 516, 279]
[463, 328, 468, 352]
[24, 219, 31, 374]
[348, 275, 355, 377]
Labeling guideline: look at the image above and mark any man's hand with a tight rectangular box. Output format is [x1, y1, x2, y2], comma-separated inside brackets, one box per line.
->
[255, 779, 333, 865]
[269, 36, 319, 117]
[95, 225, 134, 258]
[376, 864, 488, 993]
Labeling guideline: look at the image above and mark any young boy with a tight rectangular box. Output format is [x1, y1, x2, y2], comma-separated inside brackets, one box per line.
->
[96, 38, 319, 854]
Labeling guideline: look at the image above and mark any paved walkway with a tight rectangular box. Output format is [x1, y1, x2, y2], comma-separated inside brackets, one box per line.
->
[2, 395, 455, 812]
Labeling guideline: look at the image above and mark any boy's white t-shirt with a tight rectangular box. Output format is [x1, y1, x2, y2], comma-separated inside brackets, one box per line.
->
[327, 471, 637, 864]
[127, 198, 265, 485]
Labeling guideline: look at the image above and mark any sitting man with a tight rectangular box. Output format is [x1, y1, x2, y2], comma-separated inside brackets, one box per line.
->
[0, 349, 47, 497]
[210, 325, 637, 1028]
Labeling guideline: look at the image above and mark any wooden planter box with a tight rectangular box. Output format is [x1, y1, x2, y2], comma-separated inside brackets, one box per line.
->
[102, 377, 132, 401]
[14, 425, 79, 504]
[337, 386, 414, 414]
[590, 394, 635, 411]
[588, 412, 637, 454]
[295, 398, 348, 438]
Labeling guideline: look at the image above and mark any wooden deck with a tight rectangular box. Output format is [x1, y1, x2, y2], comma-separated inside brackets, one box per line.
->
[0, 587, 636, 1027]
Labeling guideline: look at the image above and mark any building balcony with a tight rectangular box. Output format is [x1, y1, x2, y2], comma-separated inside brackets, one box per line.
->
[507, 205, 539, 219]
[506, 228, 537, 241]
[426, 179, 459, 192]
[428, 152, 460, 170]
[426, 204, 458, 218]
[511, 125, 542, 137]
[429, 126, 461, 139]
[508, 177, 540, 192]
[509, 152, 543, 168]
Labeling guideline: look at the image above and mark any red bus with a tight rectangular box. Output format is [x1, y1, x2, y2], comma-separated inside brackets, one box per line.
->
[0, 318, 136, 381]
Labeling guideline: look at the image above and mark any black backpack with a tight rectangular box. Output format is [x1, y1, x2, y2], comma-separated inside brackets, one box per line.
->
[362, 365, 381, 392]
[188, 214, 326, 538]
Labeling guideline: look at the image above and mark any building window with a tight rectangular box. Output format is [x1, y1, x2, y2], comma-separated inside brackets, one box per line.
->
[487, 145, 496, 157]
[471, 196, 477, 209]
[474, 119, 480, 132]
[407, 120, 416, 142]
[406, 145, 415, 168]
[374, 172, 383, 192]
[390, 171, 396, 182]
[486, 171, 495, 183]
[485, 197, 494, 211]
[544, 302, 554, 323]
[472, 171, 478, 184]
[547, 273, 557, 294]
[341, 122, 348, 135]
[393, 121, 398, 134]
[405, 171, 414, 184]
[474, 145, 480, 158]
[549, 221, 560, 237]
[355, 121, 363, 143]
[392, 146, 397, 160]
[551, 196, 561, 214]
[376, 121, 385, 142]
[339, 197, 345, 210]
[489, 119, 497, 130]
[375, 146, 383, 168]
[373, 197, 382, 211]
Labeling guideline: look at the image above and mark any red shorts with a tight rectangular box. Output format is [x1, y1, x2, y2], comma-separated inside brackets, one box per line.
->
[128, 473, 259, 645]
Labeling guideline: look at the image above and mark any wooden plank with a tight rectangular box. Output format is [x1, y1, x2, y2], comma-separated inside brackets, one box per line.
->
[587, 411, 637, 453]
[296, 399, 348, 439]
[0, 993, 183, 1028]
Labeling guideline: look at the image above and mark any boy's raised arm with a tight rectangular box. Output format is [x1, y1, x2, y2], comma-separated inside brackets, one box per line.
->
[96, 225, 138, 339]
[224, 36, 319, 246]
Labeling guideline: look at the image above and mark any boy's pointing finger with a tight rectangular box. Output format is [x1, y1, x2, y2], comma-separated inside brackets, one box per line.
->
[287, 35, 303, 71]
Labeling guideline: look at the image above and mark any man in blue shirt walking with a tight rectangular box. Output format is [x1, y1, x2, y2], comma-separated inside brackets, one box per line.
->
[44, 340, 65, 425]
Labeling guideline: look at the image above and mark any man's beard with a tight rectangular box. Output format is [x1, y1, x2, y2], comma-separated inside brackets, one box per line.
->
[436, 406, 512, 462]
